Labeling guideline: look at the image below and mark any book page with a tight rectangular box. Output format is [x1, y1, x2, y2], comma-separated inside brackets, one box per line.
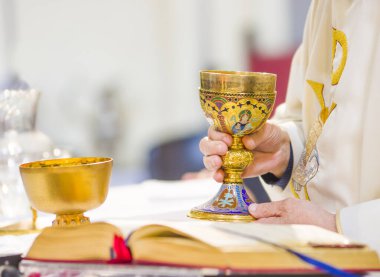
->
[109, 220, 380, 270]
[116, 220, 262, 248]
[214, 223, 351, 247]
[120, 221, 351, 249]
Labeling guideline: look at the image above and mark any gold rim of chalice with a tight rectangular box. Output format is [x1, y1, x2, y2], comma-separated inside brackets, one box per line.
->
[20, 157, 112, 169]
[200, 70, 276, 94]
[20, 157, 113, 227]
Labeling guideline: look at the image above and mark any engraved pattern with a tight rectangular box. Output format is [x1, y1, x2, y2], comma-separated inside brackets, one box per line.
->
[53, 214, 90, 226]
[222, 149, 253, 170]
[200, 72, 276, 94]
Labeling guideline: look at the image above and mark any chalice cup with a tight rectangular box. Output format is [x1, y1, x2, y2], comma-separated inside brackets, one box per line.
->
[188, 70, 276, 222]
[19, 157, 112, 227]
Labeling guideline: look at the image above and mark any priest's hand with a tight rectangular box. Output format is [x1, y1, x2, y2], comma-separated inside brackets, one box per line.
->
[248, 198, 337, 232]
[199, 122, 291, 182]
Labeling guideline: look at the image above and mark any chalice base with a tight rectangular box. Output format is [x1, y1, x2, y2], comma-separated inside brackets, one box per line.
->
[0, 220, 40, 235]
[0, 207, 39, 235]
[188, 183, 255, 222]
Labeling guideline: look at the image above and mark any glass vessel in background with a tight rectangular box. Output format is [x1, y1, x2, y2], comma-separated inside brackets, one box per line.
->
[0, 89, 67, 218]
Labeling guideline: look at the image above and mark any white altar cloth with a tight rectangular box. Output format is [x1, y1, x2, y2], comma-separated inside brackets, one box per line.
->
[1, 178, 380, 259]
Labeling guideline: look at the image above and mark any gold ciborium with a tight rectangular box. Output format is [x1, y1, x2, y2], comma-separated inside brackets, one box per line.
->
[19, 157, 112, 227]
[188, 70, 276, 222]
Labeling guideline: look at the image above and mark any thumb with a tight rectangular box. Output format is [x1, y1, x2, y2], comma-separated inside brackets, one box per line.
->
[248, 202, 282, 218]
[243, 123, 284, 152]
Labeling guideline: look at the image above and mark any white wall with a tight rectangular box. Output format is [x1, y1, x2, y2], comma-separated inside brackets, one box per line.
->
[1, 0, 298, 171]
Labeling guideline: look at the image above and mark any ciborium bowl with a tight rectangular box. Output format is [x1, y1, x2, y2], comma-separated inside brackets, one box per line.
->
[19, 157, 112, 227]
[188, 70, 276, 222]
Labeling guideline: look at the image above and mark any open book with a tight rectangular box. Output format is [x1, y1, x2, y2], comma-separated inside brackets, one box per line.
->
[25, 221, 380, 272]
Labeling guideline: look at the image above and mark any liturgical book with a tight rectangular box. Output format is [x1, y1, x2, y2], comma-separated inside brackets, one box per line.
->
[25, 221, 380, 272]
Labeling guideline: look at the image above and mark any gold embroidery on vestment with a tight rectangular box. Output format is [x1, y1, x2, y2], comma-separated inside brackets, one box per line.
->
[289, 27, 348, 200]
[332, 28, 348, 85]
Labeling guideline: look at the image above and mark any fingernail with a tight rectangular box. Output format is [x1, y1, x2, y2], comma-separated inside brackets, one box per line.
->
[217, 143, 226, 153]
[246, 139, 255, 150]
[211, 157, 218, 168]
[223, 135, 232, 146]
[213, 170, 224, 183]
[248, 203, 257, 214]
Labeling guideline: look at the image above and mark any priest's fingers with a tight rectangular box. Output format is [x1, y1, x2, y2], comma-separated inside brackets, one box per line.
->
[203, 158, 224, 182]
[242, 150, 288, 178]
[203, 155, 223, 171]
[251, 199, 338, 232]
[242, 122, 287, 152]
[255, 217, 288, 224]
[208, 127, 232, 146]
[248, 202, 285, 218]
[213, 169, 224, 183]
[199, 137, 229, 156]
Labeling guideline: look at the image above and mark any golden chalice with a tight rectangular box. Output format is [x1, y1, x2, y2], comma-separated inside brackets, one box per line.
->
[19, 157, 112, 227]
[188, 70, 276, 222]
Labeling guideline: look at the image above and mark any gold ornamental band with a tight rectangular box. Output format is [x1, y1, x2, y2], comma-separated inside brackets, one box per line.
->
[200, 70, 276, 94]
[188, 210, 255, 222]
[199, 89, 276, 100]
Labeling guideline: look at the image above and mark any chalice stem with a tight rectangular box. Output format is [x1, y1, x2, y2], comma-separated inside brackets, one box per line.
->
[54, 213, 90, 226]
[223, 136, 254, 184]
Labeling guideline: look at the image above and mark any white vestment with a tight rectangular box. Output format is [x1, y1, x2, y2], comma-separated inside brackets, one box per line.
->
[264, 0, 380, 252]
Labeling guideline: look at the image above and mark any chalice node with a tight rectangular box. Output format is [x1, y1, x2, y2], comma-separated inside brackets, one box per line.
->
[188, 70, 276, 222]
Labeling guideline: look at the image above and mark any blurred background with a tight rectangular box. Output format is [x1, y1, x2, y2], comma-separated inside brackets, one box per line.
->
[0, 0, 310, 186]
